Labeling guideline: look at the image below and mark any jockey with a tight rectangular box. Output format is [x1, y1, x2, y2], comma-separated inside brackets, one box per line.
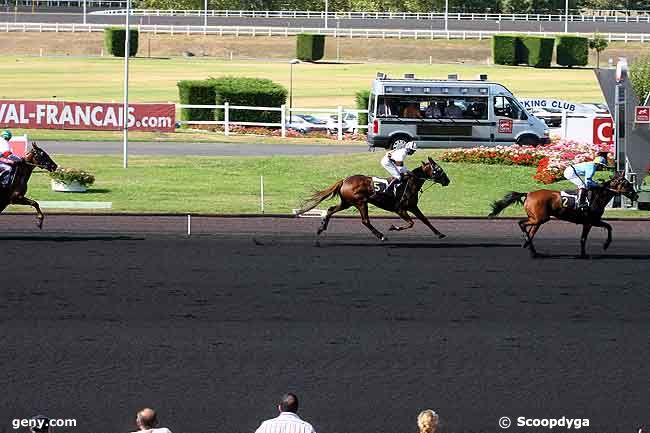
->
[381, 141, 417, 192]
[563, 152, 611, 211]
[0, 130, 16, 188]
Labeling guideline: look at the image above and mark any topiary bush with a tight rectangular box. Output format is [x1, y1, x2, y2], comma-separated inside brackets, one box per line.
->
[177, 80, 217, 123]
[355, 89, 371, 127]
[556, 35, 589, 67]
[630, 55, 650, 104]
[210, 76, 288, 123]
[520, 36, 554, 68]
[492, 34, 521, 66]
[104, 27, 138, 57]
[296, 33, 325, 62]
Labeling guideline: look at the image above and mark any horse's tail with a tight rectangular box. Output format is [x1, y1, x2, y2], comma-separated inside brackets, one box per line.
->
[488, 191, 527, 218]
[297, 179, 344, 215]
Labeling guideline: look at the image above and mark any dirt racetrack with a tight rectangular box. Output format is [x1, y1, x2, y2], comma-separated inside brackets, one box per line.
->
[1, 215, 650, 433]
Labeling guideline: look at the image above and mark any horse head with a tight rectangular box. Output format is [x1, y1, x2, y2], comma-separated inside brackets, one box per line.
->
[608, 171, 638, 202]
[421, 156, 450, 186]
[25, 142, 58, 172]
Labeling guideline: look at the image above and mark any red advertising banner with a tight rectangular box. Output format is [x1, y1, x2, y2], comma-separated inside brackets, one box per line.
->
[635, 106, 650, 123]
[592, 117, 613, 146]
[0, 100, 175, 132]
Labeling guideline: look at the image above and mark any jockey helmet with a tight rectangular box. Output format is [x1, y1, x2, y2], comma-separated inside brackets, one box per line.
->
[1, 130, 11, 141]
[405, 141, 417, 153]
[594, 155, 607, 166]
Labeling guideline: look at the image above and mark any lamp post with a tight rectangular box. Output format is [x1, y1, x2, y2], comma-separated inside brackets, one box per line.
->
[324, 0, 328, 29]
[123, 0, 130, 168]
[564, 0, 569, 33]
[289, 59, 299, 111]
[204, 0, 207, 30]
[444, 0, 448, 32]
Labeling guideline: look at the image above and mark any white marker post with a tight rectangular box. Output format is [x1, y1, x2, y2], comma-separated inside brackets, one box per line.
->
[187, 214, 191, 236]
[122, 0, 131, 169]
[260, 175, 265, 214]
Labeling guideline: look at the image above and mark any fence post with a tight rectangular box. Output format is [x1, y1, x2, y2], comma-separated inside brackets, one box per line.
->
[337, 105, 343, 141]
[281, 104, 286, 137]
[224, 102, 230, 136]
[260, 175, 264, 214]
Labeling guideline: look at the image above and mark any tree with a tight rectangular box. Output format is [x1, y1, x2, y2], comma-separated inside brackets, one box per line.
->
[589, 32, 608, 68]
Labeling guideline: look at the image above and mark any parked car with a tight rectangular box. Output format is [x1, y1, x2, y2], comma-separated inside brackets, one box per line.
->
[528, 106, 564, 128]
[327, 112, 360, 134]
[286, 114, 327, 133]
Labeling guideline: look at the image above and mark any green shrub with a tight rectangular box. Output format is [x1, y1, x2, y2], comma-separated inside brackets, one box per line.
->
[492, 34, 521, 66]
[556, 35, 589, 67]
[355, 89, 371, 127]
[104, 27, 138, 57]
[177, 80, 217, 123]
[210, 76, 287, 123]
[520, 36, 554, 68]
[630, 55, 650, 103]
[50, 167, 95, 186]
[296, 34, 325, 62]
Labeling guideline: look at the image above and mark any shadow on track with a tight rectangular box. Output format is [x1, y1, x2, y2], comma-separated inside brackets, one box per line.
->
[316, 242, 521, 249]
[0, 235, 143, 242]
[532, 252, 650, 260]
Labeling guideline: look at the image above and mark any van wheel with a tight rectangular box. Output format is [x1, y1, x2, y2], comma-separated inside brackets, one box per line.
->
[390, 136, 411, 149]
[517, 135, 540, 146]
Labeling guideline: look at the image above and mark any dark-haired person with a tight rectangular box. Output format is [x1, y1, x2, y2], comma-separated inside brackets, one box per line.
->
[254, 393, 316, 433]
[130, 408, 173, 433]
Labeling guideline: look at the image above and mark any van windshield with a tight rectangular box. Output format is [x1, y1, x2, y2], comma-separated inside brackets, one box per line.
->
[376, 95, 488, 120]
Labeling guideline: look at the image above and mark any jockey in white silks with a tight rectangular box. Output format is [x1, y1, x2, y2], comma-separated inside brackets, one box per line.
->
[380, 141, 417, 190]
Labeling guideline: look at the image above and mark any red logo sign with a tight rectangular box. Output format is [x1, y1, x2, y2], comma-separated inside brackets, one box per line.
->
[498, 119, 513, 134]
[593, 117, 613, 145]
[635, 106, 650, 123]
[0, 100, 175, 132]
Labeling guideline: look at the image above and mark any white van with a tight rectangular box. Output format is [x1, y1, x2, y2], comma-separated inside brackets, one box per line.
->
[366, 73, 550, 149]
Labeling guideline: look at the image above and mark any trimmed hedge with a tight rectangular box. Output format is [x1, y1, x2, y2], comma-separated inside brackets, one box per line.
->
[492, 34, 520, 66]
[104, 27, 138, 57]
[177, 80, 218, 123]
[556, 35, 589, 67]
[630, 55, 650, 104]
[520, 36, 554, 68]
[355, 89, 371, 127]
[296, 34, 325, 62]
[177, 77, 288, 124]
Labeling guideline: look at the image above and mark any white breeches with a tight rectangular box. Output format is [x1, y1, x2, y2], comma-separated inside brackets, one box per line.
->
[563, 167, 584, 188]
[381, 155, 407, 178]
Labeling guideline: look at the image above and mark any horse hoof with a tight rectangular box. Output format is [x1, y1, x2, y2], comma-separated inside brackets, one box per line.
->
[388, 225, 397, 231]
[379, 235, 387, 242]
[437, 233, 446, 239]
[603, 242, 611, 251]
[36, 220, 43, 230]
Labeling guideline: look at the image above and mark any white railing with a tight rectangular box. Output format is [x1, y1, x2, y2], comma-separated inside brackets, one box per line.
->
[177, 103, 368, 141]
[4, 22, 650, 43]
[91, 8, 650, 23]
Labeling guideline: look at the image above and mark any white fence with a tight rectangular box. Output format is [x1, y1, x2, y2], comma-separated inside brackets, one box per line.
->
[178, 103, 368, 141]
[4, 22, 650, 42]
[93, 8, 650, 23]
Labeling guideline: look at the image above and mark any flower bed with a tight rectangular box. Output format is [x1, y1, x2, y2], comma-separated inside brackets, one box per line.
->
[440, 137, 614, 184]
[189, 125, 367, 141]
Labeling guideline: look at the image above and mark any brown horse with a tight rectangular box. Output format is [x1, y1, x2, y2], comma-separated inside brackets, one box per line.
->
[488, 171, 639, 257]
[298, 156, 450, 240]
[0, 143, 58, 229]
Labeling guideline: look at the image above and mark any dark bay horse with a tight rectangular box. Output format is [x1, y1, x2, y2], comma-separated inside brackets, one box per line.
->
[298, 157, 450, 240]
[488, 172, 638, 257]
[0, 143, 58, 229]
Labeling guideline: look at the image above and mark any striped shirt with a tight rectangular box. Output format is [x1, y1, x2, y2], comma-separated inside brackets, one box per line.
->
[254, 412, 316, 433]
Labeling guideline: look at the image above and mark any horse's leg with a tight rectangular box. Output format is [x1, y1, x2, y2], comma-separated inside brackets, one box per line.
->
[592, 220, 613, 250]
[357, 202, 385, 241]
[526, 224, 543, 257]
[389, 210, 415, 232]
[518, 218, 532, 247]
[11, 196, 44, 229]
[410, 206, 445, 239]
[317, 201, 350, 235]
[579, 224, 593, 258]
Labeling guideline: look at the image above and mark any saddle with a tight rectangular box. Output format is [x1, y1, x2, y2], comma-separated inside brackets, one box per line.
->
[560, 189, 591, 210]
[372, 176, 400, 197]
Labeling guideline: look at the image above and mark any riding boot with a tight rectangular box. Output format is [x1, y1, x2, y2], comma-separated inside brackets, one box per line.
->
[577, 188, 588, 211]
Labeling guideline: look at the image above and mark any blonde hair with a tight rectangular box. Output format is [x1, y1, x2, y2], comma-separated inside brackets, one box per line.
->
[417, 409, 439, 433]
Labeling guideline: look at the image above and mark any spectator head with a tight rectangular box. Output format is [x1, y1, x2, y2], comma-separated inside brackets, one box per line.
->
[417, 409, 439, 433]
[278, 393, 299, 414]
[136, 408, 159, 430]
[30, 415, 51, 433]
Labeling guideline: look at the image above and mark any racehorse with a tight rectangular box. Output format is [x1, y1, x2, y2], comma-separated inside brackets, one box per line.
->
[0, 143, 58, 229]
[488, 171, 638, 257]
[297, 156, 450, 240]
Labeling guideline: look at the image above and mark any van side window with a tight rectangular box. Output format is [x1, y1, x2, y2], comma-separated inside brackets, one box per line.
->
[369, 94, 376, 117]
[494, 96, 522, 119]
